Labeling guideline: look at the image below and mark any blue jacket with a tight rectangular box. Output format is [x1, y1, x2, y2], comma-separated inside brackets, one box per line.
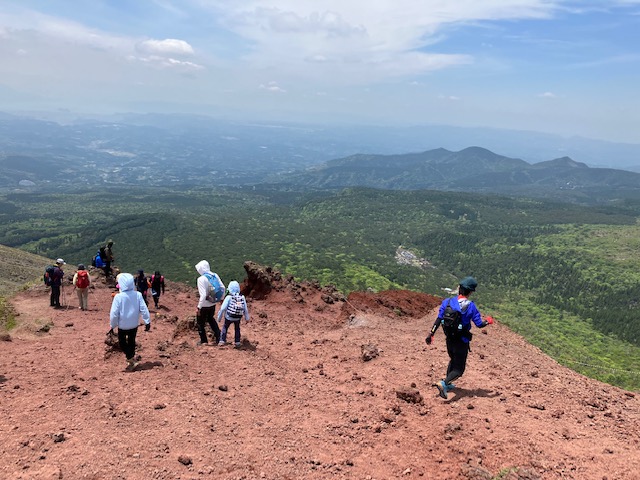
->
[438, 295, 484, 344]
[110, 273, 150, 330]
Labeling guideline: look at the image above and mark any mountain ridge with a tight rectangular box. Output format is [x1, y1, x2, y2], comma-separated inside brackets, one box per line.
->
[274, 147, 640, 201]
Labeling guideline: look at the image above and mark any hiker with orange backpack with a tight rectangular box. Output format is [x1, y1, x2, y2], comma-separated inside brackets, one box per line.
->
[426, 276, 494, 399]
[72, 264, 91, 311]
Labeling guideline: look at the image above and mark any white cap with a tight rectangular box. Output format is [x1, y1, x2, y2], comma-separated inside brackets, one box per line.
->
[56, 258, 65, 265]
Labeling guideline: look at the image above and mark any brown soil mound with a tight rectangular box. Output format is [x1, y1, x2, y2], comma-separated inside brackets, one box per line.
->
[0, 263, 638, 479]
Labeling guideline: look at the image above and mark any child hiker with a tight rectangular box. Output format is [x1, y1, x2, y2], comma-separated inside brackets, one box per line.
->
[217, 281, 250, 348]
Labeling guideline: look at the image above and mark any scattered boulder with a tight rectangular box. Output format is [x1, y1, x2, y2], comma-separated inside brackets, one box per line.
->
[395, 386, 423, 404]
[361, 344, 379, 362]
[242, 261, 274, 300]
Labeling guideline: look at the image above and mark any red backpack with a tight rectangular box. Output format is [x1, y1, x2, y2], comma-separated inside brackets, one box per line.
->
[76, 270, 90, 289]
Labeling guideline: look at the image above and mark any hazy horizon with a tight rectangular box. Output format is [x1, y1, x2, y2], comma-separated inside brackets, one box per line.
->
[1, 1, 639, 144]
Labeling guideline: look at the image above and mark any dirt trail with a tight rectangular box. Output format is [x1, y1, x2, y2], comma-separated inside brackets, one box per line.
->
[0, 267, 638, 480]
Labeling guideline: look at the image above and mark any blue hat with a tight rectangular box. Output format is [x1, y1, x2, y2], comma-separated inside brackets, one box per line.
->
[459, 276, 478, 291]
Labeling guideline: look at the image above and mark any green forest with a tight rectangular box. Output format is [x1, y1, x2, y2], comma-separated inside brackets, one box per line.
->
[1, 185, 640, 390]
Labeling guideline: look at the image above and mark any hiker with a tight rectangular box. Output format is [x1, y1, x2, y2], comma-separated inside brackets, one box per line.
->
[134, 269, 149, 305]
[103, 241, 114, 277]
[50, 258, 65, 308]
[150, 271, 165, 309]
[426, 276, 494, 399]
[217, 280, 250, 347]
[72, 264, 91, 311]
[109, 273, 151, 370]
[195, 260, 224, 346]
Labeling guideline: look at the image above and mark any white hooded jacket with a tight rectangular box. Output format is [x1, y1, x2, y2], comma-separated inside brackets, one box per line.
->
[109, 273, 150, 330]
[195, 260, 225, 309]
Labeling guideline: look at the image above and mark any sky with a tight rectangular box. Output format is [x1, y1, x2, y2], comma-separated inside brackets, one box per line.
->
[0, 1, 639, 143]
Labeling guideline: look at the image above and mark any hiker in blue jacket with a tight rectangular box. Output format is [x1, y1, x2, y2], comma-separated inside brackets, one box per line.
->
[426, 276, 494, 399]
[109, 273, 151, 370]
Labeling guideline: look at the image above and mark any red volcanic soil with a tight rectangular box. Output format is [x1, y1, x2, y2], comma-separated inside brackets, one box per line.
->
[0, 263, 638, 480]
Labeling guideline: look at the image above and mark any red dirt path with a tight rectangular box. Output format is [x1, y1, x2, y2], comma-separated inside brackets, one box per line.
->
[0, 266, 638, 479]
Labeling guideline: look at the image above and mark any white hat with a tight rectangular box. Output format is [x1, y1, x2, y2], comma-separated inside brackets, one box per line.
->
[56, 258, 65, 265]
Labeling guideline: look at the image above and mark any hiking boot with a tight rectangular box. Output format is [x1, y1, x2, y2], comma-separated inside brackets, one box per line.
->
[436, 380, 448, 399]
[234, 342, 241, 348]
[218, 341, 225, 346]
[445, 382, 456, 392]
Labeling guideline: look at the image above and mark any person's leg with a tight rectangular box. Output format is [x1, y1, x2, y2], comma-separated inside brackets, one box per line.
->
[52, 285, 61, 307]
[50, 287, 55, 306]
[127, 327, 138, 361]
[153, 293, 159, 308]
[444, 339, 469, 384]
[233, 320, 241, 344]
[196, 311, 208, 343]
[220, 319, 230, 344]
[204, 306, 220, 343]
[76, 288, 83, 309]
[117, 328, 130, 362]
[82, 288, 89, 310]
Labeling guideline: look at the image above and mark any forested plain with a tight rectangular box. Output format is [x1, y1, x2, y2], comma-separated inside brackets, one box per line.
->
[1, 186, 639, 390]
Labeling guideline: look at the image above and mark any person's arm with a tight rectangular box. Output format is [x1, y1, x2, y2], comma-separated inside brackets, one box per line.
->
[161, 278, 165, 294]
[426, 299, 448, 344]
[73, 273, 78, 287]
[469, 303, 492, 328]
[197, 277, 207, 309]
[217, 296, 230, 321]
[109, 295, 120, 330]
[242, 296, 250, 322]
[138, 292, 151, 330]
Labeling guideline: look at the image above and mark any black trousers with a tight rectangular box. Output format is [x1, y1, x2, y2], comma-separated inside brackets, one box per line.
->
[118, 327, 138, 360]
[197, 305, 220, 344]
[50, 285, 61, 307]
[444, 336, 470, 384]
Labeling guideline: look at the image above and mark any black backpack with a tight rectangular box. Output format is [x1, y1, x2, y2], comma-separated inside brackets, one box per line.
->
[43, 265, 55, 286]
[441, 298, 463, 338]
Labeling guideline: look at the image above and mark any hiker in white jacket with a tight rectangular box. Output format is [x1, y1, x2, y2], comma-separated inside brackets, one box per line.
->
[195, 260, 224, 346]
[109, 273, 150, 370]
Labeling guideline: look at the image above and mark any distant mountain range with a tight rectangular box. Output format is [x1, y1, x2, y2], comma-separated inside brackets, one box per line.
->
[272, 147, 640, 203]
[1, 110, 640, 193]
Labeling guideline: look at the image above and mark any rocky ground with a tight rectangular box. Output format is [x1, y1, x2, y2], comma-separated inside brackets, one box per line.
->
[0, 262, 638, 480]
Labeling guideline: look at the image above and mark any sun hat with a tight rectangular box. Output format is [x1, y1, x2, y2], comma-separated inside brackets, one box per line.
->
[459, 276, 478, 291]
[56, 258, 65, 265]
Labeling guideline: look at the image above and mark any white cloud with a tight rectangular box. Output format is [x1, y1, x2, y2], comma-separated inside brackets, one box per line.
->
[259, 81, 286, 93]
[197, 0, 557, 84]
[136, 38, 195, 57]
[538, 91, 556, 98]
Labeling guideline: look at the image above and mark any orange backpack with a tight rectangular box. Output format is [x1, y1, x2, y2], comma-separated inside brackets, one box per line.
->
[76, 270, 90, 289]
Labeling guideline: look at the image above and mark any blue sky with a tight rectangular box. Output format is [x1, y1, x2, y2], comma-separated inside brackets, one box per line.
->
[0, 1, 639, 143]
